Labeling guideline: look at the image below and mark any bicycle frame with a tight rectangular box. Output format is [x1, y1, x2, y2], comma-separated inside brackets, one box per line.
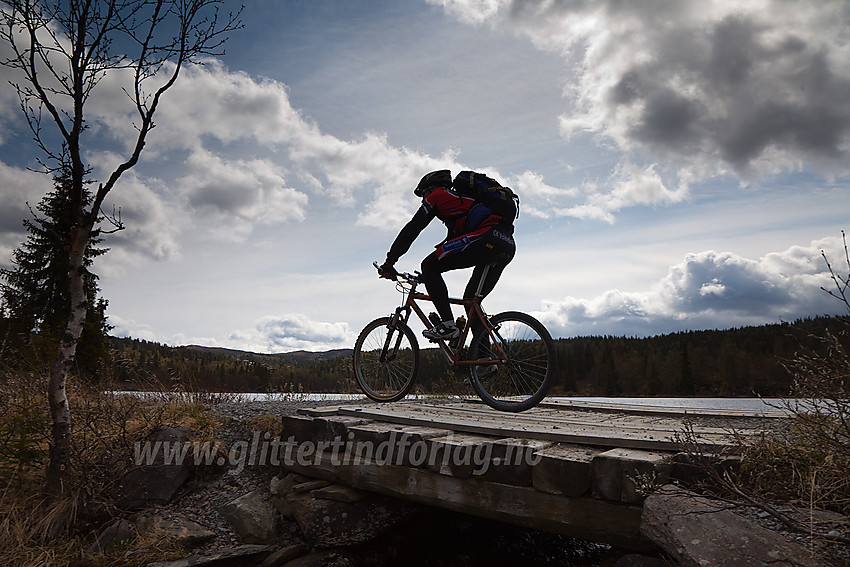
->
[386, 266, 508, 368]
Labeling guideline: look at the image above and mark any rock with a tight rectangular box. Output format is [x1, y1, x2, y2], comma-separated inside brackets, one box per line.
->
[260, 543, 309, 567]
[309, 484, 366, 504]
[85, 518, 136, 556]
[641, 485, 821, 567]
[614, 553, 668, 567]
[119, 425, 195, 510]
[219, 490, 280, 544]
[285, 488, 415, 548]
[144, 544, 277, 566]
[279, 550, 354, 567]
[136, 512, 216, 548]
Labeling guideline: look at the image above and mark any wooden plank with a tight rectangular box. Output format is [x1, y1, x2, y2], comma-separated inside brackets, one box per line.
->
[327, 402, 735, 450]
[532, 443, 602, 498]
[280, 447, 652, 551]
[591, 448, 672, 504]
[542, 398, 788, 419]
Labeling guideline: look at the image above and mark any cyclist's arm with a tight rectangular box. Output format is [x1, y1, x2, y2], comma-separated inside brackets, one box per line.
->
[385, 206, 433, 264]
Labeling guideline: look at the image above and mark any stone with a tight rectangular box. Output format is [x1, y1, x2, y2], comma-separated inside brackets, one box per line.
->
[281, 550, 354, 567]
[136, 513, 216, 548]
[613, 553, 668, 567]
[85, 518, 136, 556]
[260, 543, 309, 567]
[310, 484, 366, 503]
[285, 488, 415, 548]
[119, 425, 195, 510]
[219, 491, 280, 545]
[144, 544, 276, 567]
[641, 485, 821, 567]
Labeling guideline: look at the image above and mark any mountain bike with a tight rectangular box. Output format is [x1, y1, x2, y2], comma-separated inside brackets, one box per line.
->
[352, 262, 556, 412]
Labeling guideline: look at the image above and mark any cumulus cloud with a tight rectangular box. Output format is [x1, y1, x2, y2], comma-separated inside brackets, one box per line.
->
[0, 162, 58, 268]
[435, 0, 850, 185]
[223, 314, 354, 353]
[88, 60, 469, 230]
[107, 314, 161, 342]
[175, 149, 309, 240]
[536, 235, 846, 337]
[555, 161, 688, 222]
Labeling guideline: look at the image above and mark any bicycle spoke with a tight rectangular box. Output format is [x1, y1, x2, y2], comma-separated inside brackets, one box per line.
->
[469, 312, 555, 412]
[353, 317, 419, 402]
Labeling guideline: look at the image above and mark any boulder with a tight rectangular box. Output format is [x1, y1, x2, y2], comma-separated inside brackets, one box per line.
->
[144, 544, 276, 567]
[136, 512, 216, 548]
[641, 485, 821, 567]
[119, 425, 195, 510]
[219, 491, 280, 545]
[85, 518, 136, 556]
[260, 543, 309, 567]
[279, 550, 354, 567]
[285, 487, 415, 548]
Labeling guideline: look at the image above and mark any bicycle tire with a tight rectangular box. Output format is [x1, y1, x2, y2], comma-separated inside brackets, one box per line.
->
[468, 311, 556, 412]
[353, 317, 419, 402]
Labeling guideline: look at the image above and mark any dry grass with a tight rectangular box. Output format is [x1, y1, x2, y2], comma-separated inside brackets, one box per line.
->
[674, 237, 850, 551]
[735, 419, 850, 516]
[0, 367, 224, 566]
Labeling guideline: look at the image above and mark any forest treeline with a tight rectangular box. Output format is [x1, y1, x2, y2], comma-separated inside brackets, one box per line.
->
[109, 315, 848, 397]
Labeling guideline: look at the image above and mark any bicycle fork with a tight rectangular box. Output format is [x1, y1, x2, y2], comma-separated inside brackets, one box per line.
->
[380, 307, 409, 362]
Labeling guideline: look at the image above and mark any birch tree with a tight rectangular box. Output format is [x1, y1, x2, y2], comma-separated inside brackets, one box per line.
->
[0, 0, 242, 496]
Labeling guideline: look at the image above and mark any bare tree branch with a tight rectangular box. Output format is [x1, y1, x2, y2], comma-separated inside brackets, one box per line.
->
[0, 0, 243, 498]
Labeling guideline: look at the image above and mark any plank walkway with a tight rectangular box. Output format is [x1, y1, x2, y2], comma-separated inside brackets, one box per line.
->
[278, 398, 787, 550]
[299, 397, 783, 450]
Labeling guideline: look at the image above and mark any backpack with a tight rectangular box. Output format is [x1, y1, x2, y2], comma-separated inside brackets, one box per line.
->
[452, 171, 519, 230]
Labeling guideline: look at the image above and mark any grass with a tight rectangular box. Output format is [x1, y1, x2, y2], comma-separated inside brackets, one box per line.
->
[0, 367, 227, 567]
[675, 237, 850, 552]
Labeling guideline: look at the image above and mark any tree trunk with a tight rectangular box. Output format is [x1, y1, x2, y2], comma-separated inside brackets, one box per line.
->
[45, 224, 90, 496]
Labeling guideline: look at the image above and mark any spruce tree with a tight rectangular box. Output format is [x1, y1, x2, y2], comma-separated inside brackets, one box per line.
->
[0, 170, 111, 377]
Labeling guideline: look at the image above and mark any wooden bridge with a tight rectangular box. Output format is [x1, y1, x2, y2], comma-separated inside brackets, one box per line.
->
[278, 398, 786, 551]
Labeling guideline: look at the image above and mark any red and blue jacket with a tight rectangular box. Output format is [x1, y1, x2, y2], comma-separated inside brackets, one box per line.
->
[386, 186, 509, 264]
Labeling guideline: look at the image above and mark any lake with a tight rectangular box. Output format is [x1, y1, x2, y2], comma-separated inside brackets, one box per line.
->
[114, 391, 796, 413]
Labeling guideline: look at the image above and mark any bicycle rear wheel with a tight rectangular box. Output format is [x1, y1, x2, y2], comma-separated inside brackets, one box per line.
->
[468, 311, 555, 412]
[353, 317, 419, 402]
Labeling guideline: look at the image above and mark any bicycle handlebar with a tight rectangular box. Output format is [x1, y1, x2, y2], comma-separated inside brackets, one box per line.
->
[373, 261, 420, 284]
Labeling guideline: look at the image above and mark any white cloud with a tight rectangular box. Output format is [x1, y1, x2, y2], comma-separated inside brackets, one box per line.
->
[176, 149, 309, 240]
[88, 60, 471, 230]
[536, 235, 846, 337]
[556, 161, 688, 222]
[0, 162, 56, 268]
[223, 314, 354, 353]
[108, 314, 160, 342]
[437, 0, 850, 185]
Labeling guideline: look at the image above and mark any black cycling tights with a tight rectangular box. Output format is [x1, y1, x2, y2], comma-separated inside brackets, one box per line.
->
[420, 229, 515, 323]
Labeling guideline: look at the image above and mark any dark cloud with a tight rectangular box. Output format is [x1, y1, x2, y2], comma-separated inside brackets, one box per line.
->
[538, 236, 844, 338]
[494, 0, 850, 179]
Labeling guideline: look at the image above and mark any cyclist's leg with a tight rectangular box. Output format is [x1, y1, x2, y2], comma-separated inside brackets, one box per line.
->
[462, 227, 516, 334]
[421, 248, 476, 322]
[421, 233, 488, 322]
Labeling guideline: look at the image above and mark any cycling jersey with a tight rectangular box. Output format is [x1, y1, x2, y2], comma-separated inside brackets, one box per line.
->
[383, 183, 516, 325]
[386, 186, 508, 264]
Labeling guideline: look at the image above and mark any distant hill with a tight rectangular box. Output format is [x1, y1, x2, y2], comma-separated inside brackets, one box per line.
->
[108, 315, 849, 396]
[183, 344, 353, 364]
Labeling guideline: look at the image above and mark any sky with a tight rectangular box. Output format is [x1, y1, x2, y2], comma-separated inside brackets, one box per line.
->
[1, 0, 849, 353]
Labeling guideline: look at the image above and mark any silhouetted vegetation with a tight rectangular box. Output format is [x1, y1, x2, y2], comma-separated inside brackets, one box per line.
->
[108, 315, 849, 398]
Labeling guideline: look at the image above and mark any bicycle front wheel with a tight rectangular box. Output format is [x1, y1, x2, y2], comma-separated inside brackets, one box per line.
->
[353, 317, 419, 402]
[468, 311, 556, 412]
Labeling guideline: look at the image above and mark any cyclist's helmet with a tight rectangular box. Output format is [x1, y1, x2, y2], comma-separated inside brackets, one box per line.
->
[414, 170, 452, 197]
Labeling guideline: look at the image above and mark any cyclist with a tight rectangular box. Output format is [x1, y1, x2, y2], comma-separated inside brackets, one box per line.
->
[377, 170, 516, 341]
